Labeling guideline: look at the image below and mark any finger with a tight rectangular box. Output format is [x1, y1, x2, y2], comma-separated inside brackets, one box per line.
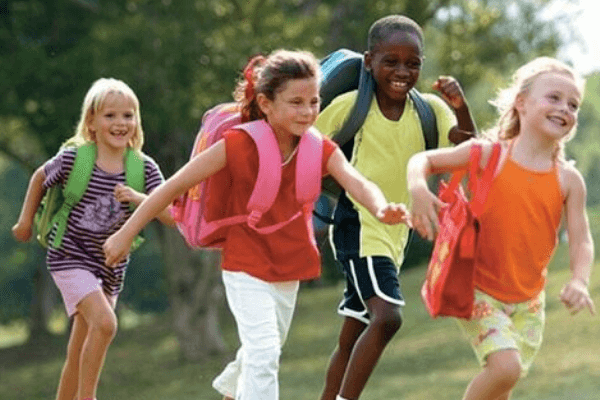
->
[585, 297, 596, 315]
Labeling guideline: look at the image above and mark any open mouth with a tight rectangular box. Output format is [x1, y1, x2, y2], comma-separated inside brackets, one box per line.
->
[547, 116, 567, 127]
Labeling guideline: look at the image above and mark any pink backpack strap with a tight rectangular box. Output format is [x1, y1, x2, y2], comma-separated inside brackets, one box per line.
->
[215, 121, 322, 234]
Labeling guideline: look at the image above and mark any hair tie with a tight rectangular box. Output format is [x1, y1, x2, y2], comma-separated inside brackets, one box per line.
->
[243, 55, 266, 101]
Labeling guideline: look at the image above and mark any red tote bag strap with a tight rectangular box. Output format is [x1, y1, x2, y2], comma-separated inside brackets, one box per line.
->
[470, 142, 501, 216]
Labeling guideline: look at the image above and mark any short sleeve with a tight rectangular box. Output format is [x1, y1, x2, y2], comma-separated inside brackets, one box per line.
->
[43, 148, 76, 190]
[321, 136, 338, 176]
[422, 93, 457, 149]
[315, 91, 357, 139]
[142, 154, 166, 194]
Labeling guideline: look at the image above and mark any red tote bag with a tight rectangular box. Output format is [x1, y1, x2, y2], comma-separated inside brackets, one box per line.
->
[421, 142, 501, 319]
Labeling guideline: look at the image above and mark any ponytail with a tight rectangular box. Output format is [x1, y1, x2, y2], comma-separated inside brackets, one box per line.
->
[234, 55, 267, 122]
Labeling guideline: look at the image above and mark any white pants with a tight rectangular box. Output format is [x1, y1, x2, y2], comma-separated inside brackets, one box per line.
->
[213, 271, 299, 400]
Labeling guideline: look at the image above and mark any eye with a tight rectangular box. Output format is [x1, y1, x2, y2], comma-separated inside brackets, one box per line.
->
[547, 94, 560, 102]
[568, 101, 579, 112]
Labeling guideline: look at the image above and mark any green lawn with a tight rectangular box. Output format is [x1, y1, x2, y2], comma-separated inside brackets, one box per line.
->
[1, 244, 599, 400]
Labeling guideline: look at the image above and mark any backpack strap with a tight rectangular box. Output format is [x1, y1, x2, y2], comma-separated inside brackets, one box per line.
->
[125, 149, 145, 211]
[331, 63, 375, 148]
[199, 120, 322, 235]
[409, 89, 439, 150]
[50, 143, 96, 248]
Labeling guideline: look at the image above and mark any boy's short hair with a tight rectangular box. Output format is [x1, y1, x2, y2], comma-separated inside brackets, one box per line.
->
[368, 15, 424, 52]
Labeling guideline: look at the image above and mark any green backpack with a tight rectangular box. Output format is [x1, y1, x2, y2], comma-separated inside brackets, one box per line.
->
[35, 142, 145, 250]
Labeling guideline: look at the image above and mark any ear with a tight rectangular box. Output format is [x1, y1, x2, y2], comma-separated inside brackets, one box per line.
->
[514, 93, 526, 115]
[363, 51, 372, 71]
[256, 93, 271, 116]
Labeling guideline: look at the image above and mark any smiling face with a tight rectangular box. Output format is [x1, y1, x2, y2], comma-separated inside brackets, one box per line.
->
[517, 71, 582, 142]
[365, 31, 423, 108]
[258, 77, 320, 139]
[86, 92, 138, 152]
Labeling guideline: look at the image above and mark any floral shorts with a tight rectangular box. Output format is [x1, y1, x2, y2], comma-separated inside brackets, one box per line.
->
[457, 290, 545, 375]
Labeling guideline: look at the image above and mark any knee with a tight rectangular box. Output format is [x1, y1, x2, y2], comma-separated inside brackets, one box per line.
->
[487, 352, 521, 389]
[91, 313, 118, 340]
[245, 344, 281, 373]
[371, 311, 402, 340]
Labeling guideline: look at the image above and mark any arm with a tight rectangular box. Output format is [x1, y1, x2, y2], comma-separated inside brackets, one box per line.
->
[433, 76, 478, 144]
[103, 139, 227, 267]
[326, 149, 409, 225]
[12, 166, 47, 242]
[114, 184, 176, 226]
[407, 139, 483, 240]
[559, 165, 595, 315]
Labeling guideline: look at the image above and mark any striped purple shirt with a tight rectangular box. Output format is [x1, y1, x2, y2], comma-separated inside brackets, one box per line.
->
[43, 147, 165, 295]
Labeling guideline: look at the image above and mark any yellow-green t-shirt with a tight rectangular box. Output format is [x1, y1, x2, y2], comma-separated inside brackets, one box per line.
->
[315, 90, 455, 265]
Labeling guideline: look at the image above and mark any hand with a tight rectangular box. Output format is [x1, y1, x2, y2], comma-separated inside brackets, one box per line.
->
[376, 203, 411, 226]
[433, 76, 466, 110]
[114, 183, 144, 206]
[12, 221, 33, 242]
[410, 185, 447, 241]
[560, 278, 596, 315]
[103, 230, 133, 268]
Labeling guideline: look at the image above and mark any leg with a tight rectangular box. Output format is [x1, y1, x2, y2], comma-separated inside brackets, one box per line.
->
[462, 349, 521, 400]
[320, 317, 366, 400]
[338, 297, 402, 400]
[55, 314, 88, 400]
[76, 290, 118, 400]
[217, 271, 298, 400]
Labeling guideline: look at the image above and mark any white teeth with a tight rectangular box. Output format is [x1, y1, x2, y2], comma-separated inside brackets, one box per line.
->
[548, 116, 566, 126]
[391, 82, 408, 89]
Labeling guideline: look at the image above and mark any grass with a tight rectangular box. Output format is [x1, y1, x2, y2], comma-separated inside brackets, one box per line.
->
[1, 243, 599, 400]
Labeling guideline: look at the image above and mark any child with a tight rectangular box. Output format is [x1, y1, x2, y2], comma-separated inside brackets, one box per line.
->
[11, 78, 174, 400]
[315, 15, 477, 400]
[102, 49, 409, 400]
[407, 57, 595, 400]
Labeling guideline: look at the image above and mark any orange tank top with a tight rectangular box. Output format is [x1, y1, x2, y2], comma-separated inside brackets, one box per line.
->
[474, 154, 564, 303]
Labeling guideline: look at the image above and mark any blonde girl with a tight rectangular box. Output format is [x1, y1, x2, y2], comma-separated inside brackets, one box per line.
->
[407, 57, 595, 400]
[103, 50, 410, 400]
[12, 78, 173, 400]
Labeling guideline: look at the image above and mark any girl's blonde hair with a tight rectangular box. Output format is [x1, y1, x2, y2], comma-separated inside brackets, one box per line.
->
[487, 57, 585, 159]
[233, 50, 321, 122]
[70, 78, 144, 151]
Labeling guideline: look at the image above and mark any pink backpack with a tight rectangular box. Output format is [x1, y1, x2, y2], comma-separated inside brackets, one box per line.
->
[170, 103, 324, 248]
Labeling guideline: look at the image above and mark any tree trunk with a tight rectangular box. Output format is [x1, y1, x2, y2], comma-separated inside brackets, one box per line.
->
[28, 244, 61, 343]
[159, 225, 228, 361]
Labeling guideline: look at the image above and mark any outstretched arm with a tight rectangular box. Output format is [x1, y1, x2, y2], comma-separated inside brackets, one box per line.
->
[433, 76, 477, 144]
[114, 184, 176, 226]
[326, 149, 410, 225]
[407, 139, 486, 240]
[560, 166, 595, 315]
[103, 139, 227, 267]
[12, 166, 46, 242]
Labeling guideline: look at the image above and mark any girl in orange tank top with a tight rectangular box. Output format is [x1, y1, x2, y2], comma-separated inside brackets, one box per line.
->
[407, 57, 595, 400]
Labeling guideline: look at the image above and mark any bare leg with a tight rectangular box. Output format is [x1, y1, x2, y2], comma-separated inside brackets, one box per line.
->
[338, 296, 401, 400]
[320, 318, 366, 400]
[76, 290, 118, 400]
[55, 314, 88, 400]
[462, 350, 521, 400]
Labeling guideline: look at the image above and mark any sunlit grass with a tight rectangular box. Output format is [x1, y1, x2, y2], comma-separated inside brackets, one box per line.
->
[1, 243, 598, 400]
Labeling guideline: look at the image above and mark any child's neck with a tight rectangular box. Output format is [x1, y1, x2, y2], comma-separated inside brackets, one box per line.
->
[95, 143, 127, 173]
[511, 134, 556, 170]
[274, 132, 300, 164]
[376, 93, 407, 121]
